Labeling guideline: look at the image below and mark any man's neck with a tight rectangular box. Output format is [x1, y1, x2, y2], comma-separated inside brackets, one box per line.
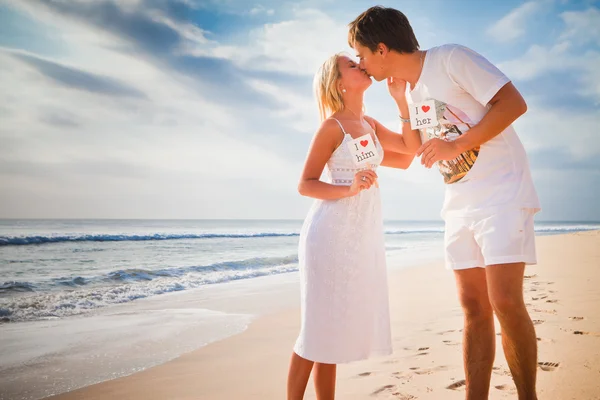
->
[388, 50, 426, 89]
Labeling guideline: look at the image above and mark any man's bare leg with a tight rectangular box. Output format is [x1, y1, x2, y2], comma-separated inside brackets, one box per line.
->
[454, 267, 496, 400]
[487, 263, 538, 400]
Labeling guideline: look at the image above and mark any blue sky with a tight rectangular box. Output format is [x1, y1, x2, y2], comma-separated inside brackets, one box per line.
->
[0, 0, 598, 220]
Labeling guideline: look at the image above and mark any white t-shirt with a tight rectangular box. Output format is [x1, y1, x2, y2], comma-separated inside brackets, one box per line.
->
[406, 44, 541, 218]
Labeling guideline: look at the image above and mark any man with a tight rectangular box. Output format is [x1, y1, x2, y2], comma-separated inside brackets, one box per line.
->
[348, 6, 541, 400]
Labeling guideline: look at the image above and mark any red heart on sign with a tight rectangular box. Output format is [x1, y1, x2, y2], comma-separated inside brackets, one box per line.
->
[422, 105, 430, 113]
[360, 140, 369, 147]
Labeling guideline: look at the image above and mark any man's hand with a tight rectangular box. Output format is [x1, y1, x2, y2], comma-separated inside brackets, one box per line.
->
[417, 138, 462, 168]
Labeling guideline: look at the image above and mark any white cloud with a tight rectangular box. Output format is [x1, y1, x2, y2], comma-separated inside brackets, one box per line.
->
[0, 7, 306, 218]
[246, 78, 317, 132]
[513, 97, 600, 159]
[249, 5, 275, 16]
[184, 8, 349, 76]
[147, 10, 213, 45]
[499, 42, 572, 80]
[499, 42, 600, 103]
[0, 50, 287, 177]
[498, 6, 600, 104]
[560, 7, 600, 46]
[487, 2, 540, 43]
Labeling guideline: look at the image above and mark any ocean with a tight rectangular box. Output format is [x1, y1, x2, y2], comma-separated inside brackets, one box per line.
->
[1, 219, 599, 323]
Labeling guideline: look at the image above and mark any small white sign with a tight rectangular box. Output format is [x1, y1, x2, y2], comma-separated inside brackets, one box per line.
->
[346, 134, 380, 167]
[409, 99, 438, 130]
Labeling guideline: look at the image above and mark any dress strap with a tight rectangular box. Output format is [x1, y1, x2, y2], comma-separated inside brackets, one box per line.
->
[329, 118, 348, 135]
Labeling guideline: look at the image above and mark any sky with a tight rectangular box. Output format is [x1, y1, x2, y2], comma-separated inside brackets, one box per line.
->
[0, 0, 598, 221]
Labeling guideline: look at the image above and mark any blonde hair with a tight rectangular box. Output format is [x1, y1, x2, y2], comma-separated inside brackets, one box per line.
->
[314, 53, 345, 122]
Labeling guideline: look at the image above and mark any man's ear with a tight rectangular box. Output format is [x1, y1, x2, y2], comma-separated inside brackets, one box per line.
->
[377, 43, 389, 57]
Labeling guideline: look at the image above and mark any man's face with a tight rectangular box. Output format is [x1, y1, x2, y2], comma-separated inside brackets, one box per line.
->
[353, 42, 386, 82]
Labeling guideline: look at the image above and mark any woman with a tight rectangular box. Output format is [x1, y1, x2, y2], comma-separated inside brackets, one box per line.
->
[287, 53, 422, 400]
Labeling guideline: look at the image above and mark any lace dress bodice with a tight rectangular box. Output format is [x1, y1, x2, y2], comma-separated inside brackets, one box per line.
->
[326, 119, 384, 186]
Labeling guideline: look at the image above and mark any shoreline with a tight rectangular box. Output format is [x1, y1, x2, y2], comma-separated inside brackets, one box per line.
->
[41, 231, 600, 399]
[0, 248, 445, 400]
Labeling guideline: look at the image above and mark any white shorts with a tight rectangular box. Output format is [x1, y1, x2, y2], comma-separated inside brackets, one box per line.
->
[444, 208, 537, 270]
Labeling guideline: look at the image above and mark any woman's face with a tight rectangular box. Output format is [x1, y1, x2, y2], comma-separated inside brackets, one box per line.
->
[353, 43, 386, 82]
[337, 56, 372, 94]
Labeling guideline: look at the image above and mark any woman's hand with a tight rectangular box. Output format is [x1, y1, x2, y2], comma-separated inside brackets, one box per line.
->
[387, 76, 407, 103]
[348, 170, 378, 196]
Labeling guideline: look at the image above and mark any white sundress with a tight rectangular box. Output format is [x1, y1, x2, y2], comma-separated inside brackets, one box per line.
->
[293, 118, 392, 364]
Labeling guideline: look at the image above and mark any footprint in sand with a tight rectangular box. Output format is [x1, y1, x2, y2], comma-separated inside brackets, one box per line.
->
[358, 372, 372, 377]
[531, 281, 554, 287]
[573, 330, 600, 336]
[391, 371, 412, 383]
[446, 379, 466, 390]
[559, 326, 600, 336]
[538, 362, 560, 371]
[524, 274, 537, 279]
[400, 346, 429, 356]
[370, 384, 416, 399]
[569, 316, 584, 321]
[495, 384, 517, 394]
[532, 319, 545, 325]
[493, 367, 512, 377]
[371, 384, 395, 395]
[537, 337, 554, 343]
[546, 299, 558, 303]
[437, 329, 456, 335]
[533, 308, 557, 314]
[414, 365, 448, 375]
[410, 346, 429, 356]
[389, 391, 416, 399]
[443, 340, 460, 346]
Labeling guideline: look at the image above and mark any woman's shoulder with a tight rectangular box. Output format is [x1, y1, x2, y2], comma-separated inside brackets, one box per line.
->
[319, 117, 346, 135]
[312, 118, 346, 147]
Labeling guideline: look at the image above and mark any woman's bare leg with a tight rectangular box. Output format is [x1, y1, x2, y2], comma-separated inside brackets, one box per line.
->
[287, 352, 314, 400]
[314, 362, 336, 400]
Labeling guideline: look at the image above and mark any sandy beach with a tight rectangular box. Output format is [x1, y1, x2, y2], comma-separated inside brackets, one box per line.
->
[40, 231, 600, 399]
